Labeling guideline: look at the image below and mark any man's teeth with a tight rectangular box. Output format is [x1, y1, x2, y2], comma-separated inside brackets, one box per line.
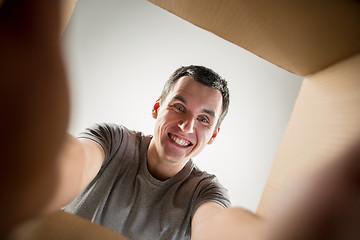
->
[170, 134, 190, 147]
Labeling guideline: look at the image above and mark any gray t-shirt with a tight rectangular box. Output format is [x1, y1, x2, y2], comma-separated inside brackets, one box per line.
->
[64, 123, 230, 240]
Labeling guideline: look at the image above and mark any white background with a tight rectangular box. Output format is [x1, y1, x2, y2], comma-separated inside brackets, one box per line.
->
[62, 0, 303, 212]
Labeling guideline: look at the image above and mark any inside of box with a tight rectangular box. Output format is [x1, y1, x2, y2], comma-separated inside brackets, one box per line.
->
[3, 0, 360, 239]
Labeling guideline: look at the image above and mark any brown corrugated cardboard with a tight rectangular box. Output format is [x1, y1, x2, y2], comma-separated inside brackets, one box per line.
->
[60, 0, 77, 34]
[147, 0, 360, 76]
[6, 211, 129, 240]
[257, 53, 360, 216]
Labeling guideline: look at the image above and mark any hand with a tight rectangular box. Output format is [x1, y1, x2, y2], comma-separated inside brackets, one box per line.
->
[0, 0, 69, 237]
[268, 139, 360, 240]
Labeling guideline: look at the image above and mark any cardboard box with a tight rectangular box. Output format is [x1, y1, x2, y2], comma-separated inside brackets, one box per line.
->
[7, 0, 360, 238]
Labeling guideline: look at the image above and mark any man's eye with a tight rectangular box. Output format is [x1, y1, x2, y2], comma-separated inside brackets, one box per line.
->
[173, 104, 184, 112]
[198, 117, 209, 124]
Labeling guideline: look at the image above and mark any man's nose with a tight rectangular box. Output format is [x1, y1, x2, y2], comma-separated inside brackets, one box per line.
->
[179, 114, 195, 133]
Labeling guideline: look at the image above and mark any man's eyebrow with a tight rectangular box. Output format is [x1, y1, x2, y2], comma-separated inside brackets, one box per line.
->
[173, 95, 186, 104]
[203, 109, 215, 118]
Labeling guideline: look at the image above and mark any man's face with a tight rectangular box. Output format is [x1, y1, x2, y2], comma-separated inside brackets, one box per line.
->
[152, 76, 223, 165]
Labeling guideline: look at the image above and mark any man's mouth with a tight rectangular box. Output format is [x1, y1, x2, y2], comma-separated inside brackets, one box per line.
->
[169, 133, 192, 147]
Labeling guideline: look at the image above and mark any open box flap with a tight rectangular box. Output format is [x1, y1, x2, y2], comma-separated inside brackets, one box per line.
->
[147, 0, 360, 76]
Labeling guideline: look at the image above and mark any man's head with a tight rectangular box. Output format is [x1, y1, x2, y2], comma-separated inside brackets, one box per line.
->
[159, 65, 229, 129]
[148, 66, 230, 168]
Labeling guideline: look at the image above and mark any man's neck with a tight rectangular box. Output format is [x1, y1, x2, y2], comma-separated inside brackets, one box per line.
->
[147, 139, 189, 181]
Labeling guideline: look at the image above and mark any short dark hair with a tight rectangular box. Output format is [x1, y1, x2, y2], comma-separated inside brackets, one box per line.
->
[159, 65, 230, 129]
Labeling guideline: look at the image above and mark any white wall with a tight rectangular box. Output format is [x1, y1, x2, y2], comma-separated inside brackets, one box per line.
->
[62, 0, 303, 212]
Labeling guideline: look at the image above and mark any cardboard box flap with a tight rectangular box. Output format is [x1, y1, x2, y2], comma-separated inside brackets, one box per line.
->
[257, 53, 360, 217]
[147, 0, 360, 76]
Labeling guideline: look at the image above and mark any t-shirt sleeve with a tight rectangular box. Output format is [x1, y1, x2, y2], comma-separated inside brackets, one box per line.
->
[78, 123, 124, 167]
[191, 175, 231, 218]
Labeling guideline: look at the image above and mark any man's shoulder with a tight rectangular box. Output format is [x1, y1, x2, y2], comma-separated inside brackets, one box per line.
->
[84, 123, 150, 138]
[186, 163, 223, 188]
[190, 163, 216, 179]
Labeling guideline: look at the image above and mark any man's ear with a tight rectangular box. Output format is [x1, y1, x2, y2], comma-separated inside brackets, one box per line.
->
[208, 127, 220, 144]
[152, 99, 160, 119]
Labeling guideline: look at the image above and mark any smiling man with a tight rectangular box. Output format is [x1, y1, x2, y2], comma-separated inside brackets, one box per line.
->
[61, 65, 231, 240]
[148, 71, 224, 180]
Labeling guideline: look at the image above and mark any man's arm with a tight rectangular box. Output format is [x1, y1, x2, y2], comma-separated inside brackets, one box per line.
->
[0, 1, 80, 236]
[191, 203, 266, 240]
[191, 140, 360, 240]
[43, 135, 105, 213]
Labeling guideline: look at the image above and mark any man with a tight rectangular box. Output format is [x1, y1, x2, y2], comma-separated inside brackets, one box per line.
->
[62, 65, 231, 240]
